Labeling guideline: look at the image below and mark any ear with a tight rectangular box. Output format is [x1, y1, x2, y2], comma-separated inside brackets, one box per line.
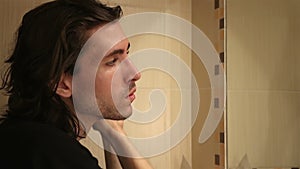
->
[56, 73, 72, 98]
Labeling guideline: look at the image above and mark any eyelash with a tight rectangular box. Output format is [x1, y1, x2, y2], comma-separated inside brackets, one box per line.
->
[105, 50, 129, 66]
[106, 58, 118, 66]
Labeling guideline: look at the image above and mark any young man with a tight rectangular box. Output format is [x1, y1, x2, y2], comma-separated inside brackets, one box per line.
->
[0, 0, 152, 168]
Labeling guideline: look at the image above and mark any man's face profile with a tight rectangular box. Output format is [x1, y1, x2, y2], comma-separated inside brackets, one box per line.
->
[95, 38, 141, 120]
[72, 22, 141, 121]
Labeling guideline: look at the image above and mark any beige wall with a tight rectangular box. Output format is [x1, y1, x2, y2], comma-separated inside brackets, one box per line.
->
[227, 0, 300, 168]
[0, 0, 193, 169]
[106, 1, 193, 169]
[4, 0, 299, 168]
[0, 0, 227, 169]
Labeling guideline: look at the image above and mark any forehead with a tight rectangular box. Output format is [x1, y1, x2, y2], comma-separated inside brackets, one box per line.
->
[88, 21, 126, 48]
[106, 39, 129, 53]
[75, 22, 127, 66]
[82, 22, 126, 55]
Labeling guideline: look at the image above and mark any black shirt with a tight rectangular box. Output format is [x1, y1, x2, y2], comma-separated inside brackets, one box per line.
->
[0, 118, 101, 169]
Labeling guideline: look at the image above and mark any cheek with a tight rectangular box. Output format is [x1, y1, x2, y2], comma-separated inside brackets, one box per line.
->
[95, 70, 114, 95]
[95, 65, 127, 98]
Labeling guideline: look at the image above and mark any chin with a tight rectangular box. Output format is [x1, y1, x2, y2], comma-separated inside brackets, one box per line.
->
[100, 104, 133, 120]
[104, 110, 132, 120]
[117, 110, 132, 120]
[115, 105, 133, 119]
[105, 114, 131, 120]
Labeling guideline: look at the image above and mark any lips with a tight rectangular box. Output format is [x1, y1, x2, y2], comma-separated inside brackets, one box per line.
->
[127, 88, 136, 102]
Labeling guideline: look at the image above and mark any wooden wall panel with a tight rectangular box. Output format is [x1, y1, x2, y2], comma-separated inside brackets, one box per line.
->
[227, 0, 300, 168]
[191, 0, 225, 169]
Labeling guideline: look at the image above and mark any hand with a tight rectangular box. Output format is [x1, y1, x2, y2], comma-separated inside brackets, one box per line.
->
[103, 119, 125, 134]
[92, 119, 124, 169]
[92, 119, 153, 169]
[93, 119, 126, 139]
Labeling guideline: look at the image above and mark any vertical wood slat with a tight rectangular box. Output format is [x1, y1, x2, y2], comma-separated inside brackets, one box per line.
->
[214, 0, 225, 168]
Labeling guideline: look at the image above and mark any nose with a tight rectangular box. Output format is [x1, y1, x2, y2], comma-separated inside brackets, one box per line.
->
[132, 71, 141, 82]
[123, 58, 141, 82]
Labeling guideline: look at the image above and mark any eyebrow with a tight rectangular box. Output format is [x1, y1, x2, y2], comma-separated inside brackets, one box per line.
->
[105, 42, 130, 58]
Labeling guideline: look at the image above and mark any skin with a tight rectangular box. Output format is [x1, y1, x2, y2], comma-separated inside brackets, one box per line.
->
[95, 39, 141, 120]
[57, 26, 153, 169]
[92, 38, 153, 169]
[92, 33, 152, 169]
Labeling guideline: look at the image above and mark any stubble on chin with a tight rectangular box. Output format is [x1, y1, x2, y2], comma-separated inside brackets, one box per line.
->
[98, 99, 132, 120]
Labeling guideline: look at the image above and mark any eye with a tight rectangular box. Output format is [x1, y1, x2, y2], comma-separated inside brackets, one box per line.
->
[106, 58, 118, 66]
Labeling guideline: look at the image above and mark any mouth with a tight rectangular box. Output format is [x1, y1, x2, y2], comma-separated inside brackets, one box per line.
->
[127, 87, 136, 103]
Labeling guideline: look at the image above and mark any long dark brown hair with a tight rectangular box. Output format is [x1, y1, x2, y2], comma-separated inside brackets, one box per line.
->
[0, 0, 122, 138]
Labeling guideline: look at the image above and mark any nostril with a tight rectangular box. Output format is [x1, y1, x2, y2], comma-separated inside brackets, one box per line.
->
[133, 72, 141, 81]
